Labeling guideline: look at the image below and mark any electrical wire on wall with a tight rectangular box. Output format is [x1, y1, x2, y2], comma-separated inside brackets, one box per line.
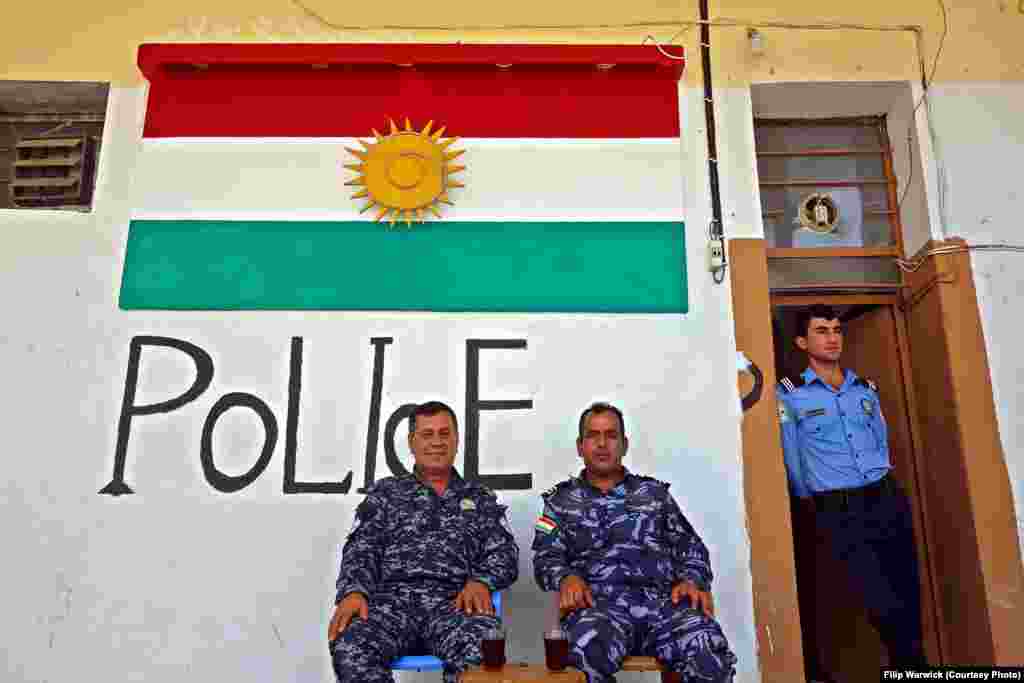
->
[896, 244, 1024, 273]
[698, 0, 728, 285]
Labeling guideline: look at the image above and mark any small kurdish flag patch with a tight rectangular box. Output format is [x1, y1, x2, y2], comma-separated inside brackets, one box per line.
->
[535, 516, 558, 534]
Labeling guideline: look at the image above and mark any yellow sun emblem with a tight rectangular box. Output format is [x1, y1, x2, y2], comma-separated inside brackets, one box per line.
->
[345, 118, 465, 226]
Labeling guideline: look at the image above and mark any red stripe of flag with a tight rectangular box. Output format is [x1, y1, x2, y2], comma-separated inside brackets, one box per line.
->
[138, 43, 684, 139]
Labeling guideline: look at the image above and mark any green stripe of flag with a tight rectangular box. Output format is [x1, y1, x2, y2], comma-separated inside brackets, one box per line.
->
[119, 220, 687, 313]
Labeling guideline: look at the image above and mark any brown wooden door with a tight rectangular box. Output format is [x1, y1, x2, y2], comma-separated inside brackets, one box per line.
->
[843, 306, 943, 666]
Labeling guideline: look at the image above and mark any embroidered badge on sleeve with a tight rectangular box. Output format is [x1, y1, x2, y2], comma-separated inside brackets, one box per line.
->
[535, 515, 558, 534]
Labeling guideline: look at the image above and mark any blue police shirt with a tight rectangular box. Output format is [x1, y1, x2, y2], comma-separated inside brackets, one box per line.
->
[532, 468, 713, 593]
[777, 367, 891, 498]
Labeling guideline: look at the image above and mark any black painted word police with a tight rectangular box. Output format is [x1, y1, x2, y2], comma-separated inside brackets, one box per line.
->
[100, 336, 533, 496]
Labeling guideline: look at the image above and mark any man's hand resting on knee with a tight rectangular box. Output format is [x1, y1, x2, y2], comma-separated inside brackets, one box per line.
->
[329, 592, 369, 642]
[671, 580, 715, 617]
[454, 579, 494, 615]
[559, 575, 595, 617]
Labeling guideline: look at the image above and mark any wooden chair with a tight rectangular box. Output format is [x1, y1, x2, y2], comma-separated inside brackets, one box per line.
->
[621, 656, 680, 683]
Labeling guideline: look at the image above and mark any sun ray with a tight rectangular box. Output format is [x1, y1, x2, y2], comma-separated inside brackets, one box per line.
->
[347, 119, 462, 225]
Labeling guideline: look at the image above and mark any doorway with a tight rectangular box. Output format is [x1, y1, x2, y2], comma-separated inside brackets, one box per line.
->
[770, 295, 944, 681]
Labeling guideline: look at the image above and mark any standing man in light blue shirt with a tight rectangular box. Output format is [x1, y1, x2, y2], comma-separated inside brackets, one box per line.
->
[777, 305, 926, 670]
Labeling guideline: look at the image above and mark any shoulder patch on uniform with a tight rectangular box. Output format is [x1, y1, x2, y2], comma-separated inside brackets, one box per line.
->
[466, 480, 496, 499]
[777, 398, 792, 423]
[535, 515, 558, 534]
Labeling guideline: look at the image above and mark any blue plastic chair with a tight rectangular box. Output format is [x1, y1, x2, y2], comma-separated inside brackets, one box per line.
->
[391, 591, 503, 674]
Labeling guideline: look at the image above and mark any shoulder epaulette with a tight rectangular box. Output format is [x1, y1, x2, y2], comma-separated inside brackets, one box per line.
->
[778, 375, 806, 394]
[633, 474, 671, 490]
[541, 479, 574, 500]
[855, 377, 879, 393]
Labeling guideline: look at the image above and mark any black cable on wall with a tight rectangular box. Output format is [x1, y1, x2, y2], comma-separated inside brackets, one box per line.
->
[700, 0, 728, 283]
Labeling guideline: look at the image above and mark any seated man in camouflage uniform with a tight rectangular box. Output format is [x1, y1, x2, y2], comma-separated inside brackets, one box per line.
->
[532, 402, 736, 683]
[328, 401, 519, 683]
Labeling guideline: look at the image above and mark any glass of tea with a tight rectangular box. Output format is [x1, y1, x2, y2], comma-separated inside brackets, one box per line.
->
[543, 627, 569, 671]
[481, 626, 506, 670]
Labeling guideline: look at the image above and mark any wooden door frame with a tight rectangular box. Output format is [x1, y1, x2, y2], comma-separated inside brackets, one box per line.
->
[728, 239, 806, 682]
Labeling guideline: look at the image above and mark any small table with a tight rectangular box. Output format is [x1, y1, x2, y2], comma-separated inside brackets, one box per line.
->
[459, 662, 585, 682]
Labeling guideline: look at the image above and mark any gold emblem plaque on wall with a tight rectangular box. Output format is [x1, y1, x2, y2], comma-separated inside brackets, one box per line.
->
[345, 118, 465, 226]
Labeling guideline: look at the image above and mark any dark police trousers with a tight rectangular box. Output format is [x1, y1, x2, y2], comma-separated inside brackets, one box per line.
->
[330, 582, 499, 683]
[812, 476, 926, 666]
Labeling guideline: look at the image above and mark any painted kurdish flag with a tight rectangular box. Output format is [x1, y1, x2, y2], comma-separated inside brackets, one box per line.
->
[120, 44, 688, 313]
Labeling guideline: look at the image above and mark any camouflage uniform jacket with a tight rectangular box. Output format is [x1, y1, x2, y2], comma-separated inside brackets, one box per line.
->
[335, 469, 519, 603]
[533, 469, 712, 594]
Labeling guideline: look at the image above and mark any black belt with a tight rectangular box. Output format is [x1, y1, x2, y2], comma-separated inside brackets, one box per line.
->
[812, 474, 896, 513]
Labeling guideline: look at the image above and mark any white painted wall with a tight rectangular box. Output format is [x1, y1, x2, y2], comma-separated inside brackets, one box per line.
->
[0, 87, 758, 682]
[925, 82, 1024, 554]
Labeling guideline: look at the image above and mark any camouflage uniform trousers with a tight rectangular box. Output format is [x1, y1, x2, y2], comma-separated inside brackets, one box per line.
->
[330, 583, 499, 683]
[562, 584, 737, 683]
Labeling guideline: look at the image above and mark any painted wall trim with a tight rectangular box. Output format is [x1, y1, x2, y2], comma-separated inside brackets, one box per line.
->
[137, 43, 686, 73]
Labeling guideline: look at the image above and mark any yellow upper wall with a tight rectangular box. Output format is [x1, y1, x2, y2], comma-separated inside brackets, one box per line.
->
[1, 0, 1021, 85]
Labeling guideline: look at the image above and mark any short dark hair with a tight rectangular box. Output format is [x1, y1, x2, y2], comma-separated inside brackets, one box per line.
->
[577, 402, 626, 440]
[795, 304, 840, 338]
[409, 401, 459, 436]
